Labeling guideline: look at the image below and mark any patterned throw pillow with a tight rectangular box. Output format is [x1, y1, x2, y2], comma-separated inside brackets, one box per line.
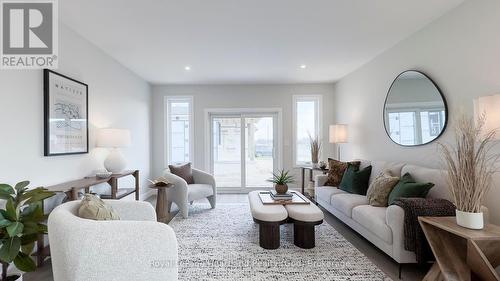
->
[325, 158, 360, 187]
[78, 194, 120, 220]
[366, 170, 400, 207]
[169, 162, 195, 184]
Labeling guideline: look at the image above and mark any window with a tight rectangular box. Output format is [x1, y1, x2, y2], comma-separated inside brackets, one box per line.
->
[165, 96, 193, 165]
[293, 95, 322, 166]
[386, 107, 445, 145]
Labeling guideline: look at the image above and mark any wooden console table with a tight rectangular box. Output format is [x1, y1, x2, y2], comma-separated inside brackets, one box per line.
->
[46, 170, 140, 201]
[419, 216, 500, 281]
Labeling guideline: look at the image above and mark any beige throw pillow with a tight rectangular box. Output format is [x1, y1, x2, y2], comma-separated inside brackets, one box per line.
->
[78, 194, 120, 220]
[366, 170, 399, 207]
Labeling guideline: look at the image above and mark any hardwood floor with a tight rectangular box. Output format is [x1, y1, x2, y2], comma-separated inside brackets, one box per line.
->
[25, 194, 427, 281]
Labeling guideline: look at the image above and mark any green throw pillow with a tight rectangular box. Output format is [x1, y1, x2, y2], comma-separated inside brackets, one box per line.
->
[388, 172, 434, 205]
[339, 165, 372, 195]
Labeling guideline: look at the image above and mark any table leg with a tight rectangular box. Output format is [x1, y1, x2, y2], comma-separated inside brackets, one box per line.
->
[134, 170, 140, 200]
[156, 188, 168, 223]
[301, 168, 305, 194]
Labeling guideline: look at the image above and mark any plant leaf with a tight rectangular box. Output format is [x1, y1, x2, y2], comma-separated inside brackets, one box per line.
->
[20, 242, 34, 255]
[20, 234, 38, 246]
[13, 252, 36, 272]
[14, 181, 29, 193]
[5, 199, 17, 221]
[0, 237, 21, 263]
[6, 222, 23, 237]
[0, 184, 14, 195]
[0, 219, 12, 228]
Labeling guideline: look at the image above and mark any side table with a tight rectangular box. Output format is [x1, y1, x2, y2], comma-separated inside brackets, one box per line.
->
[419, 216, 500, 281]
[149, 183, 173, 223]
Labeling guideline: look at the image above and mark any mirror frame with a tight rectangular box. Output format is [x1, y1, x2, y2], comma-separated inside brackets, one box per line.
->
[383, 70, 448, 147]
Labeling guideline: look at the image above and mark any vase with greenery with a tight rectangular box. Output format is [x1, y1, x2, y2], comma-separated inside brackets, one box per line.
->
[0, 181, 55, 281]
[309, 134, 322, 168]
[438, 114, 499, 229]
[268, 170, 295, 194]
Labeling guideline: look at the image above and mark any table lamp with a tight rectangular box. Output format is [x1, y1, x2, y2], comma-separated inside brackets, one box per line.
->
[329, 124, 348, 160]
[474, 94, 500, 140]
[97, 128, 131, 173]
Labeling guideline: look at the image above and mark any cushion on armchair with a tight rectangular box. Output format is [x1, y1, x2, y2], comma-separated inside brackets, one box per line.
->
[78, 194, 120, 220]
[169, 162, 195, 184]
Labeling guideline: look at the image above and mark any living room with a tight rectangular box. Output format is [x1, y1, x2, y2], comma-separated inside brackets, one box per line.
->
[1, 0, 500, 280]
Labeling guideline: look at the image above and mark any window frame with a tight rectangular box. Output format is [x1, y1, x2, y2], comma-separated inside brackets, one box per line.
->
[292, 95, 323, 167]
[164, 96, 194, 166]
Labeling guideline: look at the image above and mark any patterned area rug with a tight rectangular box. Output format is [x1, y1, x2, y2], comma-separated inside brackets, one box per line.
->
[169, 203, 391, 281]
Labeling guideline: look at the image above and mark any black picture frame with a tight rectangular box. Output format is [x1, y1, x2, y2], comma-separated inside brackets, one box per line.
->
[44, 69, 89, 156]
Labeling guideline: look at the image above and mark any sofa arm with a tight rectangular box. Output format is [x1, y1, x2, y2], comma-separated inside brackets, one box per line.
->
[385, 205, 411, 262]
[192, 168, 216, 187]
[315, 175, 328, 187]
[50, 219, 178, 281]
[104, 200, 156, 221]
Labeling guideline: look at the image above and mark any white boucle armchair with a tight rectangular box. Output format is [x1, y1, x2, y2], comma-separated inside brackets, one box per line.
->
[163, 168, 216, 218]
[48, 200, 178, 281]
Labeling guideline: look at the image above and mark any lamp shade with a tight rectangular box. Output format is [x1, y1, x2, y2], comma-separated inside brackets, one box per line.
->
[474, 95, 500, 140]
[329, 124, 348, 143]
[97, 129, 131, 148]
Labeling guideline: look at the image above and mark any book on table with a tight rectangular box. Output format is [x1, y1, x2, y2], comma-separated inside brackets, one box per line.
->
[270, 190, 293, 200]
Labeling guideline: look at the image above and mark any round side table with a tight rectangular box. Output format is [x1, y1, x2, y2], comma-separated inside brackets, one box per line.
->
[149, 183, 173, 223]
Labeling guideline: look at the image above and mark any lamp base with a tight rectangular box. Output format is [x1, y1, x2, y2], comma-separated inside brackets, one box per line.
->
[104, 148, 127, 174]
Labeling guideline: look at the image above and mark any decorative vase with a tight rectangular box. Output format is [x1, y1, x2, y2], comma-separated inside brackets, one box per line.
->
[456, 210, 484, 230]
[275, 184, 288, 194]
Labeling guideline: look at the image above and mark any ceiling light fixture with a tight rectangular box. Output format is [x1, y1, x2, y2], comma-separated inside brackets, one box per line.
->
[300, 64, 307, 69]
[184, 66, 191, 71]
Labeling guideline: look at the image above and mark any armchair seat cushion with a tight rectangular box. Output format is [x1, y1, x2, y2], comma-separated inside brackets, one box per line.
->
[187, 184, 214, 201]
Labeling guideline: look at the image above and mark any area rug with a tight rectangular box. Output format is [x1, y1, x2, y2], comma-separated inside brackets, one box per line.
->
[169, 203, 391, 281]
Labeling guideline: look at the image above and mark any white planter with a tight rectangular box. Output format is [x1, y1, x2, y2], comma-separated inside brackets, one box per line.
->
[456, 209, 484, 230]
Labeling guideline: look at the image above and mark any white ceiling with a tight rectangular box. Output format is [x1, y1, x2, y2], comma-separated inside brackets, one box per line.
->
[60, 0, 464, 84]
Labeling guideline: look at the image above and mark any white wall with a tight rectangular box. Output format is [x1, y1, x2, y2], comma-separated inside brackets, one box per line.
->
[152, 83, 334, 189]
[332, 0, 500, 223]
[0, 24, 153, 201]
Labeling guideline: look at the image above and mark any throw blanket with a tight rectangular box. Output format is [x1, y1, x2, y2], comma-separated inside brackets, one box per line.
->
[392, 198, 455, 264]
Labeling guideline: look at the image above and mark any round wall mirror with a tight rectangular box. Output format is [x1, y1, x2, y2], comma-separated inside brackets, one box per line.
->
[384, 70, 447, 146]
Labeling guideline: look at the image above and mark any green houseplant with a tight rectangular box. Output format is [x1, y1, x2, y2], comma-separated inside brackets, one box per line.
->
[0, 181, 55, 281]
[268, 170, 295, 194]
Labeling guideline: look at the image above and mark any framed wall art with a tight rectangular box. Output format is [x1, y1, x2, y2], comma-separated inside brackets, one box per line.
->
[44, 69, 89, 156]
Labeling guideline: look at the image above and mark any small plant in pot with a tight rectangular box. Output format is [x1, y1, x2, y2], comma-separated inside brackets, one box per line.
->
[309, 134, 322, 168]
[438, 114, 499, 230]
[268, 170, 295, 194]
[0, 181, 55, 281]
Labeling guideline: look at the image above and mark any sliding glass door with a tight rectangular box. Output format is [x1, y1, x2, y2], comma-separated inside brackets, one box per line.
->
[210, 112, 279, 192]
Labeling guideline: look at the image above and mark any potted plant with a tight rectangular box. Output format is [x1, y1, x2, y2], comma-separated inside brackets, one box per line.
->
[439, 114, 499, 229]
[268, 170, 295, 194]
[0, 181, 55, 281]
[309, 134, 322, 168]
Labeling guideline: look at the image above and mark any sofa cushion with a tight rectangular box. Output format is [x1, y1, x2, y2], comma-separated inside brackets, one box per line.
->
[366, 170, 400, 207]
[187, 184, 214, 201]
[168, 162, 195, 184]
[369, 161, 405, 186]
[325, 159, 360, 187]
[402, 165, 451, 200]
[339, 165, 372, 195]
[388, 173, 434, 205]
[352, 205, 392, 244]
[330, 193, 369, 217]
[315, 186, 347, 203]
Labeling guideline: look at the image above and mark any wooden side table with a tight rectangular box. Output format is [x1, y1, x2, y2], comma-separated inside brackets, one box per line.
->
[419, 216, 500, 281]
[149, 183, 173, 223]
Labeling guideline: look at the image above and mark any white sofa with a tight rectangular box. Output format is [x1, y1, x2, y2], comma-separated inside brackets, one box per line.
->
[48, 200, 178, 281]
[315, 160, 453, 265]
[163, 168, 217, 218]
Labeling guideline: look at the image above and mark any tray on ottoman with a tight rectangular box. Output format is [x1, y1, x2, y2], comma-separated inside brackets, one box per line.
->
[258, 191, 310, 205]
